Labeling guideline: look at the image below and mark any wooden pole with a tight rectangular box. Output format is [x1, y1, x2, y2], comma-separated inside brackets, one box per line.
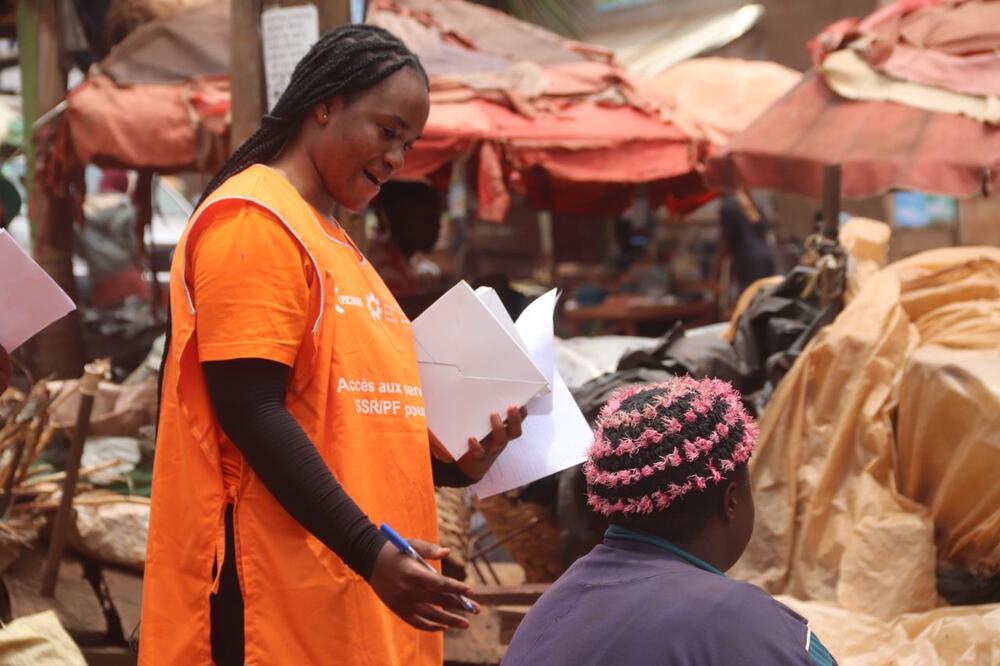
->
[19, 0, 84, 379]
[318, 0, 352, 31]
[41, 359, 108, 597]
[230, 0, 352, 153]
[229, 0, 265, 150]
[821, 164, 842, 240]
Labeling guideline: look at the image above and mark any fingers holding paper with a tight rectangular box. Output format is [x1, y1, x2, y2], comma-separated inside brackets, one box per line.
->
[458, 405, 526, 481]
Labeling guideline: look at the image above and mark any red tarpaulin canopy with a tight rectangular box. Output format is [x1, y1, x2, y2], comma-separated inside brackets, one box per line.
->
[705, 71, 1000, 199]
[405, 97, 695, 218]
[707, 0, 1000, 200]
[45, 0, 701, 222]
[366, 0, 700, 220]
[642, 57, 801, 149]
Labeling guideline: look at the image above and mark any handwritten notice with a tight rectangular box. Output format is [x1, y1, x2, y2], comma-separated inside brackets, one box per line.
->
[261, 5, 320, 111]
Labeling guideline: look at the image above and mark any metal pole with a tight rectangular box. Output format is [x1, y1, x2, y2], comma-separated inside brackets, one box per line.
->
[41, 360, 108, 597]
[821, 164, 842, 240]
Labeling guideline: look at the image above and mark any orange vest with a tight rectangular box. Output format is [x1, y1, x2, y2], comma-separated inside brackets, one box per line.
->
[140, 165, 442, 665]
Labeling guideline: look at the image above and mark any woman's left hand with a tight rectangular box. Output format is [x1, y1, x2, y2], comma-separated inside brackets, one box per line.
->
[456, 405, 526, 482]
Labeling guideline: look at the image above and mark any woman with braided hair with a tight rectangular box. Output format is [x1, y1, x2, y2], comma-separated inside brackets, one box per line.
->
[140, 25, 524, 665]
[504, 377, 837, 666]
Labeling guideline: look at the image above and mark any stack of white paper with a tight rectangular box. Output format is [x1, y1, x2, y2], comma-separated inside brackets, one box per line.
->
[412, 280, 593, 499]
[0, 230, 76, 351]
[413, 281, 549, 461]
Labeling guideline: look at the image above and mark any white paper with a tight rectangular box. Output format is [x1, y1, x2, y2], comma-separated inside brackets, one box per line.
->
[0, 230, 75, 351]
[470, 290, 593, 499]
[413, 281, 549, 461]
[261, 5, 320, 111]
[475, 286, 529, 355]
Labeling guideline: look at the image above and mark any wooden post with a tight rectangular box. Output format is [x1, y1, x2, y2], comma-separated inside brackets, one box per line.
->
[41, 360, 109, 597]
[318, 0, 352, 31]
[821, 164, 841, 240]
[229, 0, 265, 150]
[19, 0, 84, 380]
[229, 0, 352, 151]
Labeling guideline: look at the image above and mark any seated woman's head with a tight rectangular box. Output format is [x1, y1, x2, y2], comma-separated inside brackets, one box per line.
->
[585, 377, 758, 571]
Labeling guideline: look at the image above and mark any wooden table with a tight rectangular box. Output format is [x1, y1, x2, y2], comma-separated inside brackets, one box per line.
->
[563, 296, 717, 336]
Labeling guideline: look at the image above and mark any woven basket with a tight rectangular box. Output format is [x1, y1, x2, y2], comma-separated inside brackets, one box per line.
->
[474, 493, 561, 583]
[435, 487, 470, 580]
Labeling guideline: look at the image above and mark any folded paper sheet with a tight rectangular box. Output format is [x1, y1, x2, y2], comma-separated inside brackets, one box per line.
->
[413, 281, 549, 461]
[0, 230, 75, 351]
[470, 289, 593, 498]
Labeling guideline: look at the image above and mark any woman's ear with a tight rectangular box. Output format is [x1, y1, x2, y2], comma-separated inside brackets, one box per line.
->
[721, 481, 740, 523]
[315, 96, 346, 125]
[312, 103, 331, 124]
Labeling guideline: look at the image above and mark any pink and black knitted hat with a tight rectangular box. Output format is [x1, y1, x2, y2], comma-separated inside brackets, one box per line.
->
[584, 377, 758, 517]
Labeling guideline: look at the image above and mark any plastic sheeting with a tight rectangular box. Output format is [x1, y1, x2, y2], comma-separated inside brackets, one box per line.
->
[644, 58, 801, 147]
[554, 336, 660, 390]
[733, 222, 1000, 623]
[63, 74, 230, 173]
[897, 346, 1000, 575]
[812, 0, 1000, 99]
[821, 48, 1000, 125]
[0, 611, 86, 665]
[779, 596, 1000, 666]
[100, 1, 229, 84]
[72, 494, 150, 571]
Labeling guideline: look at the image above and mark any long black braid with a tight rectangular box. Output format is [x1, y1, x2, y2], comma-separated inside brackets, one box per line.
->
[156, 25, 427, 425]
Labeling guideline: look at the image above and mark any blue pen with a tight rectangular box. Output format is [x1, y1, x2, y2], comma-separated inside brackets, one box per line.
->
[380, 523, 479, 614]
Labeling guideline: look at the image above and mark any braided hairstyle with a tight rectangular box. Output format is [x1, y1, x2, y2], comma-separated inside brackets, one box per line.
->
[198, 24, 427, 207]
[585, 377, 757, 532]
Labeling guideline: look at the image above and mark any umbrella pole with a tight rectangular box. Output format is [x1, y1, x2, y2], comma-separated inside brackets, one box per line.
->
[821, 164, 841, 240]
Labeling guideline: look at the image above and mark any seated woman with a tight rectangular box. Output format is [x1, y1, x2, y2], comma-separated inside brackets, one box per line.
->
[503, 377, 837, 666]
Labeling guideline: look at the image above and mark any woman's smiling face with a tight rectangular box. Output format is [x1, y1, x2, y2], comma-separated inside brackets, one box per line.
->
[310, 66, 430, 211]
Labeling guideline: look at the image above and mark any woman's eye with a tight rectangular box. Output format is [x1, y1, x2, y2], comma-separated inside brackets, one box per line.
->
[381, 126, 396, 140]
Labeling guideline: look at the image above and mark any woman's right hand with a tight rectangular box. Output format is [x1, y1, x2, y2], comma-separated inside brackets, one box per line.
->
[369, 538, 477, 632]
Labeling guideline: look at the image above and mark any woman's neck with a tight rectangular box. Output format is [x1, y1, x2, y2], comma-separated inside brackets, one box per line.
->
[268, 151, 337, 217]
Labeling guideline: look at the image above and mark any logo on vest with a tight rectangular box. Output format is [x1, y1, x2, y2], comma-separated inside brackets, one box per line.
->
[335, 288, 364, 313]
[333, 286, 345, 314]
[366, 292, 382, 321]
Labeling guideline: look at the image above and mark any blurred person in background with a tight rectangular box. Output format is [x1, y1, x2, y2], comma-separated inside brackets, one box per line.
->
[719, 192, 777, 293]
[369, 179, 444, 298]
[77, 169, 150, 307]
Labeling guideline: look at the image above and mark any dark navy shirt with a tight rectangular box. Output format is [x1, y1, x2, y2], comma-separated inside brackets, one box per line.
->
[503, 525, 836, 666]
